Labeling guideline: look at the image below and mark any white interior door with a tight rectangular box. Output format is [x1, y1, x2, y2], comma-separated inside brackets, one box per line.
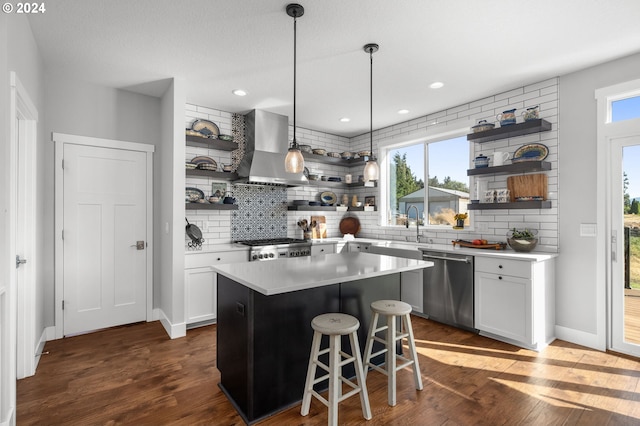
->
[611, 135, 640, 357]
[62, 143, 148, 335]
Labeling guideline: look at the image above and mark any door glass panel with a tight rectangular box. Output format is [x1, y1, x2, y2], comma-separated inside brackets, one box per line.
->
[613, 96, 640, 122]
[623, 145, 640, 344]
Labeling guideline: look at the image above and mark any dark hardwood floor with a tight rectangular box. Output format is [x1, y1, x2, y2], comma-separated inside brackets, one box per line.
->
[17, 316, 640, 425]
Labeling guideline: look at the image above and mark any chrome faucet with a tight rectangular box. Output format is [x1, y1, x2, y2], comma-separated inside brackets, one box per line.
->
[405, 205, 420, 242]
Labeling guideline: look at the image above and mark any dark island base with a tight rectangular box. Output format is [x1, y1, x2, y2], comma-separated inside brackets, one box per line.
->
[217, 274, 402, 424]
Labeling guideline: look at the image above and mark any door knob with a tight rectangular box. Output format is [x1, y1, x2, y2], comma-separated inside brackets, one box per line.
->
[130, 241, 145, 250]
[16, 255, 27, 268]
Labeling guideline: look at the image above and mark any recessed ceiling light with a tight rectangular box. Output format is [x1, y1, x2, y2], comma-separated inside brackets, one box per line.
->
[340, 117, 351, 122]
[398, 109, 409, 114]
[429, 82, 444, 89]
[232, 89, 247, 96]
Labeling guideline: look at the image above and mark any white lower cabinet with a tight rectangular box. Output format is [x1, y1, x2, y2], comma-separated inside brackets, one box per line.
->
[185, 250, 248, 327]
[474, 256, 555, 350]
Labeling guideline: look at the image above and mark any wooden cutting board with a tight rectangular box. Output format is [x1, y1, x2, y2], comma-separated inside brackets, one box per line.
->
[311, 215, 326, 239]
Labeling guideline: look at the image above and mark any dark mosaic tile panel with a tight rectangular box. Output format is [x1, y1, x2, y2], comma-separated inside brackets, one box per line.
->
[231, 184, 288, 241]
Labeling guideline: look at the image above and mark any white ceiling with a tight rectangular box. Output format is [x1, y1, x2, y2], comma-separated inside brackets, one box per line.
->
[27, 0, 640, 137]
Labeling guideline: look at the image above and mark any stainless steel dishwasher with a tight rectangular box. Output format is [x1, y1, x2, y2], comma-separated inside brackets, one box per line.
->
[420, 250, 476, 332]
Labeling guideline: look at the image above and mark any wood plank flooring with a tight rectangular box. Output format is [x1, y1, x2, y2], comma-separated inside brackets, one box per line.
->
[17, 316, 640, 425]
[625, 292, 640, 344]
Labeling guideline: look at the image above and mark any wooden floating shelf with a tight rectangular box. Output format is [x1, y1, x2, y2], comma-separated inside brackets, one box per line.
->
[287, 206, 377, 212]
[186, 169, 238, 180]
[467, 119, 552, 143]
[185, 135, 238, 151]
[467, 200, 551, 210]
[185, 203, 238, 210]
[467, 161, 551, 176]
[301, 152, 372, 167]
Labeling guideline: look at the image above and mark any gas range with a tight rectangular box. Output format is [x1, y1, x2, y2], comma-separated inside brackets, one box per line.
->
[236, 238, 312, 261]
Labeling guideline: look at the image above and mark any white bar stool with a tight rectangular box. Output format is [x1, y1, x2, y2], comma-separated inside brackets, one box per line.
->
[363, 300, 423, 406]
[301, 313, 372, 426]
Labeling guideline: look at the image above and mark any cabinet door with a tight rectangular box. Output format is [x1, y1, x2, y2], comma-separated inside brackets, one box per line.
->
[401, 269, 423, 313]
[185, 266, 217, 324]
[475, 271, 532, 345]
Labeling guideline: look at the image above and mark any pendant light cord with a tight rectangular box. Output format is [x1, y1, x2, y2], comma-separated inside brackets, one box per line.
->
[369, 47, 373, 155]
[292, 13, 298, 147]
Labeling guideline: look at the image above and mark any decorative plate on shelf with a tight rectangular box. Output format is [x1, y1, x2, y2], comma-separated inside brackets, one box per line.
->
[303, 167, 309, 178]
[191, 155, 216, 164]
[512, 143, 549, 163]
[320, 191, 337, 205]
[191, 119, 220, 138]
[185, 187, 204, 202]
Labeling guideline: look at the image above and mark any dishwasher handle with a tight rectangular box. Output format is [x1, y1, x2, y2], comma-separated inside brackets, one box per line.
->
[422, 254, 471, 264]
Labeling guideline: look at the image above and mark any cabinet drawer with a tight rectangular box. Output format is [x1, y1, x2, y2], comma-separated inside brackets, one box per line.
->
[311, 244, 336, 256]
[475, 256, 530, 279]
[185, 250, 248, 269]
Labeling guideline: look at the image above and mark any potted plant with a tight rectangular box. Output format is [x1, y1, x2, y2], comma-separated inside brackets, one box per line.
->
[506, 228, 538, 252]
[453, 213, 468, 229]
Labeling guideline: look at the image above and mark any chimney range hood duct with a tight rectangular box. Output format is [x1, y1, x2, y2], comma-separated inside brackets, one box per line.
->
[234, 109, 308, 187]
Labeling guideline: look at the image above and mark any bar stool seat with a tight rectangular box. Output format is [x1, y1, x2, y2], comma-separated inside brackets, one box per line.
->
[301, 313, 372, 426]
[363, 300, 423, 406]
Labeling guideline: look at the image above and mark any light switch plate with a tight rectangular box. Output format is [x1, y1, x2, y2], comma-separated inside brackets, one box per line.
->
[580, 223, 597, 237]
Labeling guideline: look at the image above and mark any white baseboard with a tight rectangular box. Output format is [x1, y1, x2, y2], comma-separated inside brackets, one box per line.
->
[32, 326, 55, 374]
[154, 308, 186, 339]
[554, 325, 605, 351]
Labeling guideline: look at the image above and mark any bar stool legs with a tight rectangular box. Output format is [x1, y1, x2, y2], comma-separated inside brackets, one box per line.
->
[363, 300, 423, 406]
[301, 313, 372, 425]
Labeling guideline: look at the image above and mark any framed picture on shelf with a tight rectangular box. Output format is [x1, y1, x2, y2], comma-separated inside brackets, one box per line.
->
[211, 182, 226, 199]
[364, 196, 375, 206]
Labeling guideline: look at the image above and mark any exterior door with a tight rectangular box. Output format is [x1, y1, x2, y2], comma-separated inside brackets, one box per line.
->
[62, 143, 149, 335]
[611, 136, 640, 357]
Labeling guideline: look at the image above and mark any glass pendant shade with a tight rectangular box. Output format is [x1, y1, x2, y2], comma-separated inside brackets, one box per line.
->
[363, 159, 379, 182]
[285, 146, 304, 173]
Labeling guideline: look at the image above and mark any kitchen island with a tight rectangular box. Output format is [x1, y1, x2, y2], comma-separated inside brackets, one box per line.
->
[212, 252, 432, 424]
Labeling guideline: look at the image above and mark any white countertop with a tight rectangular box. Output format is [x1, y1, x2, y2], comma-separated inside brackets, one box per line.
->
[212, 252, 433, 296]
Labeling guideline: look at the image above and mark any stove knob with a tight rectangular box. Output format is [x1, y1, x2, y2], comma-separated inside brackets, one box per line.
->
[292, 251, 298, 257]
[269, 253, 274, 258]
[252, 254, 258, 260]
[258, 254, 263, 259]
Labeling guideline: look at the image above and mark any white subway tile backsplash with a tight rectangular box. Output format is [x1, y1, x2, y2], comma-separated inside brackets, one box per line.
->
[185, 77, 559, 251]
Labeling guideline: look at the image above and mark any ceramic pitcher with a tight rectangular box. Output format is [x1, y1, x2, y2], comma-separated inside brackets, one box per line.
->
[496, 108, 517, 126]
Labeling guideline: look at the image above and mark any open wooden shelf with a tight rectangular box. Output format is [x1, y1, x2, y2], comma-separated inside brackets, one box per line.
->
[467, 161, 551, 176]
[185, 135, 238, 151]
[467, 119, 552, 143]
[185, 203, 238, 210]
[467, 200, 551, 210]
[186, 169, 238, 180]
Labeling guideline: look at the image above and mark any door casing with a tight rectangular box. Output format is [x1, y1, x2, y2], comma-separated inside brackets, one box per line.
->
[53, 133, 154, 339]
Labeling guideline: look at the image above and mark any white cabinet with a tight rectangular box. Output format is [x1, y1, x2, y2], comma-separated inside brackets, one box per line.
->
[474, 256, 555, 350]
[185, 267, 217, 325]
[347, 242, 371, 252]
[185, 250, 248, 327]
[311, 243, 336, 256]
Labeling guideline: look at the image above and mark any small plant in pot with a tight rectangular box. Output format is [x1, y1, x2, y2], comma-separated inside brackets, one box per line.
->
[506, 228, 538, 252]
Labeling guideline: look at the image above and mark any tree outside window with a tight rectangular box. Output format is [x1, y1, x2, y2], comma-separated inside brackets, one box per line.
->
[386, 136, 470, 227]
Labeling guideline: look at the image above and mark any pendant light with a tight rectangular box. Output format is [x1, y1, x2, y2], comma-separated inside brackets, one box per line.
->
[284, 3, 305, 173]
[363, 43, 380, 182]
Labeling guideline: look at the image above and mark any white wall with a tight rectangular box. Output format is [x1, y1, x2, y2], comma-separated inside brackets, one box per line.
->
[556, 51, 640, 346]
[158, 79, 186, 337]
[6, 13, 46, 364]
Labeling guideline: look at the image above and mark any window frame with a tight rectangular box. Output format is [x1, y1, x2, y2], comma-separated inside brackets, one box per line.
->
[378, 122, 473, 229]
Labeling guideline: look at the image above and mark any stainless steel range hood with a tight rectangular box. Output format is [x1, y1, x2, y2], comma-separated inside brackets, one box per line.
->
[234, 109, 308, 187]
